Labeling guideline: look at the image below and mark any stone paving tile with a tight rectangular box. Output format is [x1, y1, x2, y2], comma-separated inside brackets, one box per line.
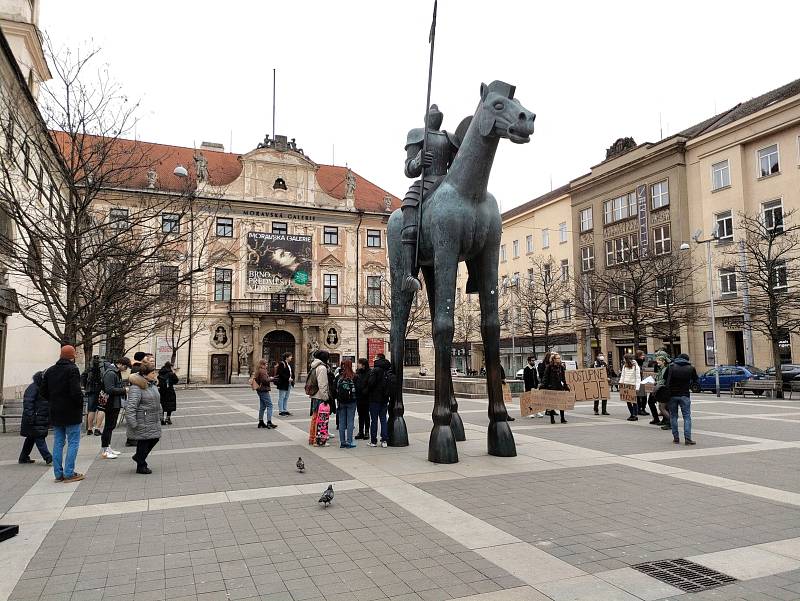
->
[659, 448, 800, 494]
[102, 421, 291, 452]
[659, 567, 800, 599]
[9, 490, 522, 601]
[161, 413, 254, 427]
[418, 465, 800, 574]
[689, 416, 800, 442]
[691, 400, 800, 415]
[66, 444, 351, 506]
[0, 460, 50, 513]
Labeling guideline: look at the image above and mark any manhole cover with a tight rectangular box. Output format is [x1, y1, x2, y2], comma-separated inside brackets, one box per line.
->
[632, 558, 737, 592]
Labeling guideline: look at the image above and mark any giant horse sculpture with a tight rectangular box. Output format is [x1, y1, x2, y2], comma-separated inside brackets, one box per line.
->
[387, 81, 536, 463]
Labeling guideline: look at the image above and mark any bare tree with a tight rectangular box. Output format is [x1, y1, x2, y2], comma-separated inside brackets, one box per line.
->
[453, 292, 481, 372]
[354, 272, 432, 341]
[725, 209, 800, 396]
[647, 251, 698, 357]
[574, 271, 609, 359]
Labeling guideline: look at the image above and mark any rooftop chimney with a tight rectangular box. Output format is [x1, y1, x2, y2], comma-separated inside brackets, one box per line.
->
[199, 141, 225, 153]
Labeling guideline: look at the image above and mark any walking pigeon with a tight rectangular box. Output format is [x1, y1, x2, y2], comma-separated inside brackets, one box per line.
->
[318, 484, 334, 507]
[296, 457, 305, 473]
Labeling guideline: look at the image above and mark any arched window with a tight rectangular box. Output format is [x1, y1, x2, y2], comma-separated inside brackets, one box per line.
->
[273, 177, 287, 191]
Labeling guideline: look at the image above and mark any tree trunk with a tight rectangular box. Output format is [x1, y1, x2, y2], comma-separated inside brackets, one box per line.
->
[771, 339, 785, 399]
[81, 337, 94, 372]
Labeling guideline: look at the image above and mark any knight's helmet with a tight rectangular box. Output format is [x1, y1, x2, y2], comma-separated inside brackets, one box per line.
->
[425, 104, 443, 131]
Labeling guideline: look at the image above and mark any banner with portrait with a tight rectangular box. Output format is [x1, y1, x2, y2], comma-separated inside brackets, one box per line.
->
[246, 232, 312, 294]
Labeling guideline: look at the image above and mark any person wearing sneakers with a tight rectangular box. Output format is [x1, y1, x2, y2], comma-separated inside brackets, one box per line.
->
[523, 356, 543, 418]
[366, 353, 392, 447]
[665, 353, 698, 446]
[254, 358, 277, 429]
[620, 353, 642, 421]
[126, 363, 162, 474]
[40, 346, 85, 483]
[100, 357, 131, 459]
[18, 371, 52, 466]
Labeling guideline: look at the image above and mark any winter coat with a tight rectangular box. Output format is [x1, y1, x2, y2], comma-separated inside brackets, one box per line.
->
[654, 351, 671, 387]
[20, 371, 49, 439]
[542, 363, 569, 391]
[593, 359, 612, 378]
[275, 361, 293, 390]
[354, 367, 370, 409]
[367, 357, 392, 405]
[309, 358, 330, 401]
[619, 363, 641, 390]
[157, 367, 179, 413]
[523, 364, 539, 391]
[40, 358, 83, 426]
[81, 365, 103, 395]
[126, 373, 162, 441]
[537, 361, 548, 384]
[665, 356, 698, 397]
[254, 365, 272, 392]
[102, 365, 127, 410]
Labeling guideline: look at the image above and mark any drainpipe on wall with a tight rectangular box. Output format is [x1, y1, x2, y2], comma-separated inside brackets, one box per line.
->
[355, 210, 364, 359]
[738, 240, 755, 366]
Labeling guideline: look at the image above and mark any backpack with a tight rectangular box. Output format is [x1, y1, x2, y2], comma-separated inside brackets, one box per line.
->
[327, 370, 337, 402]
[304, 365, 319, 396]
[383, 369, 396, 395]
[336, 379, 353, 404]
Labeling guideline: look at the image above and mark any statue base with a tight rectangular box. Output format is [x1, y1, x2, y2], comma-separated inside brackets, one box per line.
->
[388, 416, 409, 447]
[428, 424, 458, 464]
[450, 411, 466, 441]
[230, 374, 251, 386]
[487, 420, 517, 457]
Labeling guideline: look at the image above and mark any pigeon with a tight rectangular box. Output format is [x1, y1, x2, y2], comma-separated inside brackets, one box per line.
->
[296, 457, 305, 473]
[318, 484, 334, 507]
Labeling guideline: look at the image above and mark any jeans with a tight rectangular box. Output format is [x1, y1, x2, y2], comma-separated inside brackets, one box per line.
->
[278, 388, 290, 413]
[52, 423, 81, 479]
[133, 438, 159, 469]
[101, 407, 120, 448]
[369, 402, 388, 444]
[258, 390, 273, 423]
[337, 403, 356, 445]
[669, 396, 692, 440]
[627, 402, 638, 417]
[20, 436, 52, 463]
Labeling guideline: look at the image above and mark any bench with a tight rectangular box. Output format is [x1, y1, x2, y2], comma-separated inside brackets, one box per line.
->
[787, 381, 800, 399]
[732, 380, 780, 397]
[0, 402, 22, 434]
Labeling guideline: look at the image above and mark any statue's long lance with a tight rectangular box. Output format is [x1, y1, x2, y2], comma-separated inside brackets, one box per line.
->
[414, 0, 438, 272]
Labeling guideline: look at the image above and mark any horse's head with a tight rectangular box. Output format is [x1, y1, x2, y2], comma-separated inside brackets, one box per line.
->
[476, 80, 535, 144]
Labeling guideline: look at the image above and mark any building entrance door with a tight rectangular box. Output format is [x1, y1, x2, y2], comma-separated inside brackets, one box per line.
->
[210, 354, 228, 384]
[727, 331, 745, 365]
[263, 330, 295, 369]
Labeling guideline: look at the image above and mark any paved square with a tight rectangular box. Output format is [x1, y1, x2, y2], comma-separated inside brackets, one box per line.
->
[2, 388, 800, 601]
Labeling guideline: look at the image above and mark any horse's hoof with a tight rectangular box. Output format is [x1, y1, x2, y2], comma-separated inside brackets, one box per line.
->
[428, 424, 459, 464]
[488, 420, 517, 457]
[450, 411, 466, 442]
[388, 416, 409, 447]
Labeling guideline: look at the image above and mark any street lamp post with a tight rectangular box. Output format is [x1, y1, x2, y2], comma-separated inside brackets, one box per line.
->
[689, 228, 721, 397]
[174, 165, 195, 386]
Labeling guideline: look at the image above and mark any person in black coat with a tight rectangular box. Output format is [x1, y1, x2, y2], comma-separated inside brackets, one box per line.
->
[354, 358, 371, 440]
[158, 362, 179, 425]
[541, 352, 569, 425]
[275, 353, 294, 416]
[366, 354, 392, 446]
[522, 356, 543, 419]
[18, 371, 52, 464]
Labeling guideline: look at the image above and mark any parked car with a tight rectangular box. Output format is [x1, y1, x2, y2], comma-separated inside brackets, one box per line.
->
[692, 365, 766, 393]
[764, 364, 800, 381]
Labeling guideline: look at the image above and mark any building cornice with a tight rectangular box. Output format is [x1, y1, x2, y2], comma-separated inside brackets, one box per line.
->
[0, 18, 51, 81]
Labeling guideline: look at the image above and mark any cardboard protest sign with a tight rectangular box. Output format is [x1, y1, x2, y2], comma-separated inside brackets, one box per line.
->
[619, 383, 638, 403]
[641, 369, 656, 393]
[565, 368, 610, 402]
[502, 383, 513, 404]
[520, 389, 576, 416]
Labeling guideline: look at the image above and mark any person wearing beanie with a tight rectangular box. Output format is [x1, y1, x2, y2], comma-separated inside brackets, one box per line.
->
[40, 345, 85, 482]
[650, 350, 671, 426]
[665, 353, 698, 445]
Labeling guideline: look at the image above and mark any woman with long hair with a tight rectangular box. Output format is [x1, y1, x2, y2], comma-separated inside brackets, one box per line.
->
[354, 358, 371, 440]
[335, 359, 357, 448]
[542, 353, 568, 424]
[620, 353, 642, 421]
[253, 358, 276, 429]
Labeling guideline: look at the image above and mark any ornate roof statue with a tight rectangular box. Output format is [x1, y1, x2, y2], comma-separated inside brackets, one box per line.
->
[605, 137, 637, 160]
[194, 151, 209, 182]
[146, 168, 157, 189]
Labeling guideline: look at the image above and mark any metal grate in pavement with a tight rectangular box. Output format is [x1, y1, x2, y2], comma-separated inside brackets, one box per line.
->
[632, 558, 737, 592]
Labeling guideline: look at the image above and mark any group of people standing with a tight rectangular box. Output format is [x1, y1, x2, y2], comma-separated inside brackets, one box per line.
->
[18, 347, 181, 478]
[522, 352, 570, 424]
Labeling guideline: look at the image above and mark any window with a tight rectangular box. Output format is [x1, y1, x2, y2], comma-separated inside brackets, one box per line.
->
[763, 199, 783, 233]
[216, 217, 233, 237]
[273, 177, 287, 190]
[609, 283, 628, 311]
[404, 339, 420, 366]
[656, 276, 674, 307]
[542, 228, 550, 248]
[720, 268, 737, 296]
[603, 192, 636, 224]
[161, 213, 180, 234]
[272, 221, 288, 235]
[712, 160, 730, 190]
[214, 268, 232, 301]
[605, 235, 637, 266]
[561, 259, 569, 282]
[323, 226, 339, 245]
[580, 207, 593, 232]
[563, 301, 572, 320]
[716, 211, 733, 241]
[653, 224, 672, 255]
[651, 180, 669, 209]
[526, 234, 533, 253]
[160, 265, 179, 298]
[500, 244, 507, 262]
[559, 222, 567, 243]
[108, 208, 129, 230]
[323, 274, 339, 304]
[527, 267, 534, 286]
[774, 261, 788, 291]
[366, 275, 381, 306]
[22, 141, 30, 181]
[758, 144, 779, 177]
[366, 229, 381, 248]
[581, 245, 594, 272]
[512, 239, 519, 258]
[543, 263, 552, 283]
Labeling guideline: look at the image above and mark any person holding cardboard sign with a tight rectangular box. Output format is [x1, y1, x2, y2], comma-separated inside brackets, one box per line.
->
[620, 353, 641, 421]
[542, 353, 569, 424]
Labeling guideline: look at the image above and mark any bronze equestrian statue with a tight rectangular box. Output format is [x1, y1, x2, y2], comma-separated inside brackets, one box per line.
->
[387, 80, 536, 463]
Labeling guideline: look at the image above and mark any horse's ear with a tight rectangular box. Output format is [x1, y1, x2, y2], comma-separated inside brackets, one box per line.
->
[478, 107, 495, 137]
[480, 82, 488, 100]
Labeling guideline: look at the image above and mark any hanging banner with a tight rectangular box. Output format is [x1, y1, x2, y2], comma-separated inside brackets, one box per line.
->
[637, 184, 648, 253]
[155, 337, 175, 369]
[367, 338, 385, 366]
[246, 232, 312, 294]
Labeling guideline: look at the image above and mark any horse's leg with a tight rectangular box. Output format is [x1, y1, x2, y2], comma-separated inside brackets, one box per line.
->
[388, 212, 411, 447]
[468, 253, 516, 457]
[427, 253, 459, 464]
[422, 266, 464, 442]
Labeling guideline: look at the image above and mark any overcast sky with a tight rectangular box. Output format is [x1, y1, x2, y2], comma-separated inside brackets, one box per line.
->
[40, 0, 800, 211]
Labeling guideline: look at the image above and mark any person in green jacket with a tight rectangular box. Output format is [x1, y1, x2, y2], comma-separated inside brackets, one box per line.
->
[652, 350, 672, 429]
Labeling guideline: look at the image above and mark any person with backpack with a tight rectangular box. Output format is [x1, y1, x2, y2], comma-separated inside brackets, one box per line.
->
[82, 355, 104, 436]
[354, 358, 371, 440]
[335, 359, 357, 448]
[18, 371, 52, 465]
[157, 362, 179, 425]
[366, 353, 392, 447]
[100, 357, 131, 459]
[253, 359, 276, 429]
[306, 350, 333, 445]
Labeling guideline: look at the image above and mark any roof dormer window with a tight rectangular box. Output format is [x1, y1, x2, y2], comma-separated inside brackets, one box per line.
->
[273, 177, 287, 190]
